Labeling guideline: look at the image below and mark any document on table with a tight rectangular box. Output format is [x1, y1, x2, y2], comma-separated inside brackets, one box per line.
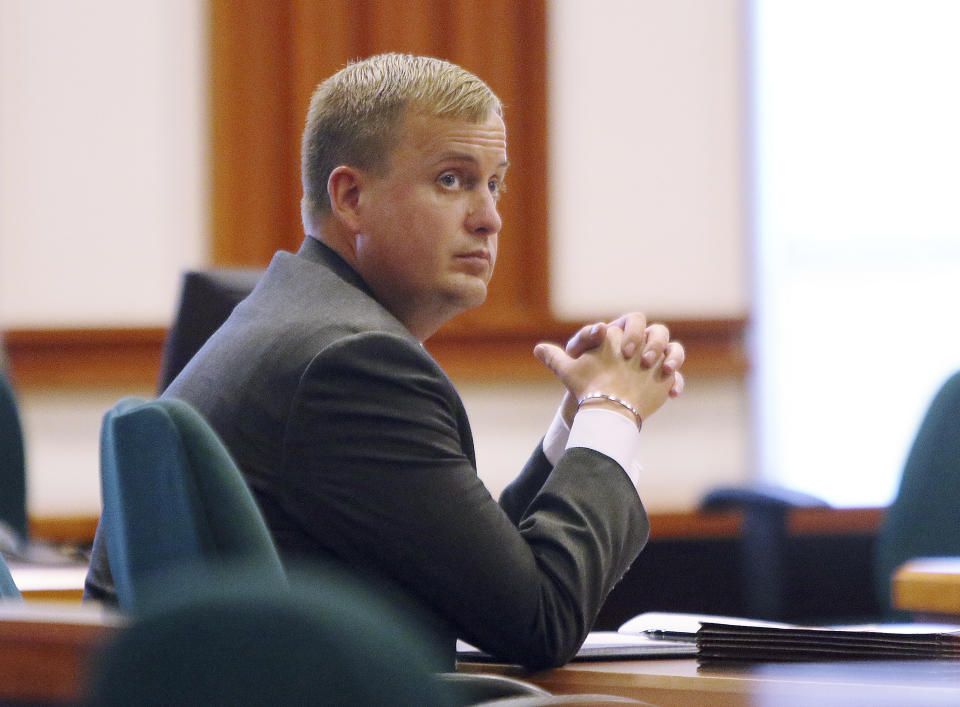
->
[618, 611, 793, 641]
[617, 611, 960, 663]
[456, 630, 697, 662]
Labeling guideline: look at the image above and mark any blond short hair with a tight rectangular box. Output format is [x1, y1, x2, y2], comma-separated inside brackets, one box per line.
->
[300, 53, 503, 230]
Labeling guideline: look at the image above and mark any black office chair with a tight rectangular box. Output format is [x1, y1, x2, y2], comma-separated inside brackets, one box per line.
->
[699, 484, 828, 620]
[157, 268, 262, 393]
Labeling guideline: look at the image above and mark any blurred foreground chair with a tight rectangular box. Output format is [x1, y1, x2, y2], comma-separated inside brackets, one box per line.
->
[84, 562, 456, 706]
[157, 268, 261, 393]
[84, 563, 642, 706]
[98, 397, 285, 612]
[875, 370, 960, 614]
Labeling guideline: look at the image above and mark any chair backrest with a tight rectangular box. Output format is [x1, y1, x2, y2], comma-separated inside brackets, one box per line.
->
[157, 269, 262, 393]
[0, 551, 22, 600]
[0, 368, 27, 543]
[99, 397, 284, 612]
[875, 370, 960, 612]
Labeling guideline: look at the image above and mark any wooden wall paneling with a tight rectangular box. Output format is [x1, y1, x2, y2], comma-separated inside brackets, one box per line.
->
[506, 0, 551, 319]
[209, 0, 302, 264]
[290, 1, 358, 113]
[358, 0, 453, 56]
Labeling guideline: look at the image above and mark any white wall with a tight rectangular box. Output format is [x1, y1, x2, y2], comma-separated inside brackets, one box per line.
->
[548, 0, 747, 320]
[0, 0, 207, 327]
[19, 386, 152, 515]
[3, 0, 751, 517]
[752, 0, 960, 506]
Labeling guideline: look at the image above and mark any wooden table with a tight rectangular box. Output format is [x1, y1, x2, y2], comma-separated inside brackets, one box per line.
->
[0, 602, 121, 704]
[461, 658, 960, 705]
[893, 557, 960, 618]
[5, 599, 960, 705]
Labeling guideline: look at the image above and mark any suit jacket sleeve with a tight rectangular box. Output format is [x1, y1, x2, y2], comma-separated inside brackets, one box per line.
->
[498, 443, 554, 525]
[279, 332, 649, 670]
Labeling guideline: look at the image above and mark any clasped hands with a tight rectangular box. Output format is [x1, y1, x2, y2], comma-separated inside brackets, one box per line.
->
[533, 313, 685, 428]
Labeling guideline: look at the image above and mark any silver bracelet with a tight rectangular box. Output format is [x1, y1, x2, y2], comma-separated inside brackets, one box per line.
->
[577, 392, 643, 431]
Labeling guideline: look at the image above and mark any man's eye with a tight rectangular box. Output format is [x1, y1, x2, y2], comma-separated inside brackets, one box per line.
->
[489, 179, 507, 199]
[438, 173, 461, 189]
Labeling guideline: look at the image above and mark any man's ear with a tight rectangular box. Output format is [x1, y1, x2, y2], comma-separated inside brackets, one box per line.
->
[327, 165, 364, 232]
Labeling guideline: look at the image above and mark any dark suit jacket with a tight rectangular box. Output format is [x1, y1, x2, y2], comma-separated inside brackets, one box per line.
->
[89, 237, 650, 669]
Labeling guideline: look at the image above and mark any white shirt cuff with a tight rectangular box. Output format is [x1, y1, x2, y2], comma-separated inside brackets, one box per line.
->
[542, 406, 571, 466]
[542, 406, 643, 491]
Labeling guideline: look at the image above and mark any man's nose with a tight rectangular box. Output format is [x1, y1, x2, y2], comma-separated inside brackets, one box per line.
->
[466, 189, 502, 236]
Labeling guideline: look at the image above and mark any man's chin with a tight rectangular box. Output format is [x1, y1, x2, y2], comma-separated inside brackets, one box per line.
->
[443, 279, 488, 312]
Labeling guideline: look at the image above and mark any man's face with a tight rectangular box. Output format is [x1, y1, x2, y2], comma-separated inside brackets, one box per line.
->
[352, 109, 508, 339]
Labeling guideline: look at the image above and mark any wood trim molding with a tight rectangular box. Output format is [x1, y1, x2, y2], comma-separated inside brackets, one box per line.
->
[28, 505, 882, 547]
[647, 506, 883, 541]
[28, 515, 102, 545]
[3, 317, 747, 389]
[647, 509, 743, 539]
[428, 316, 748, 380]
[787, 506, 885, 536]
[3, 328, 166, 389]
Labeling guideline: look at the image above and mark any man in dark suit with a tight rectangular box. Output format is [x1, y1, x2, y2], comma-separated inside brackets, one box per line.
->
[86, 53, 685, 670]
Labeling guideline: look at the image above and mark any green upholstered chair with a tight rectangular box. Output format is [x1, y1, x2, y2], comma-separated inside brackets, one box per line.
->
[84, 562, 456, 706]
[0, 367, 28, 546]
[875, 371, 960, 614]
[99, 397, 285, 613]
[0, 552, 22, 600]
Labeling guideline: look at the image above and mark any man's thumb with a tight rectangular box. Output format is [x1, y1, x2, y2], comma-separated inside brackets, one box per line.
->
[533, 342, 572, 376]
